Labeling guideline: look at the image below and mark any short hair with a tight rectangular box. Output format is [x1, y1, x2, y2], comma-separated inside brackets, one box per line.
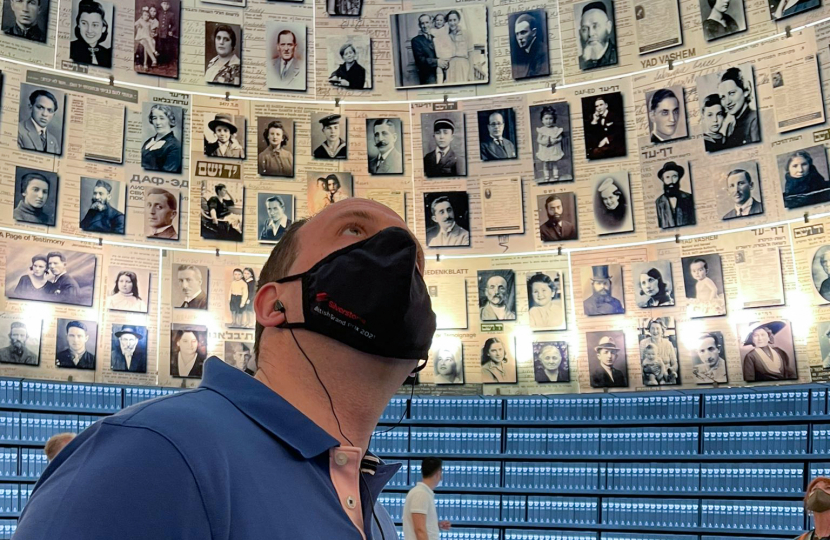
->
[46, 251, 66, 263]
[699, 332, 721, 349]
[262, 120, 289, 146]
[418, 13, 431, 24]
[316, 176, 327, 185]
[215, 183, 226, 195]
[594, 96, 606, 106]
[539, 106, 557, 123]
[44, 433, 76, 461]
[642, 343, 658, 356]
[148, 104, 177, 127]
[20, 172, 50, 194]
[527, 272, 556, 292]
[233, 268, 243, 275]
[515, 13, 537, 29]
[649, 89, 678, 111]
[276, 29, 296, 46]
[702, 94, 724, 112]
[266, 195, 285, 209]
[177, 265, 202, 282]
[213, 24, 237, 50]
[430, 196, 452, 215]
[647, 318, 666, 332]
[691, 258, 708, 271]
[75, 0, 108, 44]
[326, 174, 341, 189]
[545, 194, 562, 207]
[29, 89, 58, 111]
[147, 188, 177, 211]
[111, 270, 142, 301]
[94, 179, 112, 193]
[339, 43, 356, 58]
[29, 255, 47, 270]
[174, 329, 200, 346]
[726, 169, 751, 184]
[9, 322, 27, 335]
[65, 320, 88, 334]
[719, 67, 752, 103]
[787, 150, 814, 172]
[372, 118, 397, 132]
[421, 457, 443, 478]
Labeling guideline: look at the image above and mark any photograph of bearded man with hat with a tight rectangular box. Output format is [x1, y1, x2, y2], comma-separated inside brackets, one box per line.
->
[204, 113, 245, 159]
[312, 112, 347, 159]
[655, 160, 696, 229]
[582, 264, 625, 316]
[586, 331, 628, 388]
[111, 324, 147, 373]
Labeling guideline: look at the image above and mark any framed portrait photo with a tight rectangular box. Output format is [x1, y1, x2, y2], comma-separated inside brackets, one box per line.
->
[696, 63, 760, 152]
[737, 320, 797, 382]
[170, 324, 207, 379]
[421, 111, 467, 178]
[311, 112, 347, 160]
[592, 171, 633, 235]
[688, 330, 728, 384]
[140, 102, 184, 174]
[574, 0, 618, 71]
[477, 270, 516, 322]
[423, 191, 471, 248]
[172, 263, 208, 309]
[2, 0, 49, 43]
[638, 317, 679, 386]
[581, 263, 625, 316]
[306, 172, 353, 215]
[526, 271, 565, 331]
[69, 0, 114, 68]
[5, 243, 97, 307]
[581, 91, 626, 160]
[111, 324, 147, 373]
[429, 337, 464, 385]
[480, 335, 517, 384]
[265, 21, 307, 91]
[203, 112, 246, 159]
[257, 192, 293, 243]
[105, 266, 150, 313]
[477, 108, 518, 162]
[79, 177, 125, 235]
[585, 330, 628, 388]
[256, 117, 294, 178]
[133, 0, 180, 78]
[645, 86, 687, 144]
[55, 318, 97, 370]
[0, 315, 41, 366]
[700, 0, 746, 41]
[367, 118, 404, 175]
[631, 260, 674, 308]
[326, 35, 371, 90]
[536, 192, 578, 243]
[204, 22, 242, 86]
[681, 254, 726, 318]
[533, 341, 569, 383]
[200, 180, 244, 242]
[717, 160, 763, 220]
[529, 102, 573, 183]
[327, 0, 360, 15]
[18, 83, 65, 156]
[144, 185, 180, 240]
[508, 9, 550, 80]
[778, 145, 830, 210]
[13, 167, 58, 227]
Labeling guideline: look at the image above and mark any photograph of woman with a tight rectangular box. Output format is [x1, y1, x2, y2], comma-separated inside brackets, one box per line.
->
[13, 255, 50, 300]
[480, 336, 517, 384]
[70, 0, 113, 68]
[204, 113, 244, 159]
[770, 0, 818, 19]
[638, 317, 679, 386]
[696, 64, 760, 150]
[204, 22, 241, 87]
[257, 118, 294, 178]
[432, 343, 464, 385]
[526, 271, 566, 331]
[141, 103, 183, 174]
[327, 38, 369, 89]
[170, 326, 207, 379]
[740, 321, 798, 382]
[200, 181, 243, 242]
[700, 0, 745, 41]
[533, 341, 569, 383]
[133, 5, 157, 70]
[106, 270, 148, 312]
[779, 146, 830, 209]
[632, 261, 674, 308]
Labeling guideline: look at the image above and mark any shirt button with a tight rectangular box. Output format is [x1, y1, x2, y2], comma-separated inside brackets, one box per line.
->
[335, 452, 348, 466]
[346, 496, 356, 509]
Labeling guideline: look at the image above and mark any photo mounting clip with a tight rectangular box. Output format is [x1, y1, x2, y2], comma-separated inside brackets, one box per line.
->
[675, 234, 680, 243]
[225, 91, 230, 101]
[668, 59, 674, 70]
[98, 237, 103, 246]
[66, 375, 73, 382]
[785, 25, 792, 37]
[551, 82, 557, 94]
[335, 97, 341, 108]
[108, 75, 114, 86]
[443, 95, 449, 105]
[215, 248, 220, 257]
[436, 253, 441, 262]
[804, 212, 810, 223]
[181, 379, 187, 388]
[557, 246, 562, 256]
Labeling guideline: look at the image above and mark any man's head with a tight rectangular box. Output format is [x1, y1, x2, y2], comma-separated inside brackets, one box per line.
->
[146, 188, 177, 229]
[118, 327, 139, 355]
[44, 432, 75, 461]
[266, 196, 285, 222]
[657, 161, 684, 196]
[421, 457, 443, 487]
[65, 321, 89, 354]
[485, 275, 508, 307]
[594, 97, 608, 116]
[11, 0, 40, 29]
[590, 265, 612, 296]
[430, 196, 456, 233]
[701, 94, 725, 135]
[594, 336, 618, 367]
[28, 89, 58, 129]
[47, 251, 67, 275]
[648, 88, 680, 139]
[91, 180, 112, 211]
[319, 114, 341, 143]
[514, 13, 537, 49]
[326, 174, 340, 194]
[726, 169, 752, 206]
[8, 322, 27, 352]
[177, 265, 203, 298]
[372, 119, 397, 152]
[821, 251, 830, 275]
[20, 172, 50, 209]
[545, 195, 564, 222]
[598, 177, 621, 211]
[579, 2, 613, 60]
[697, 333, 722, 368]
[276, 29, 297, 61]
[432, 118, 455, 150]
[487, 112, 506, 141]
[418, 13, 431, 34]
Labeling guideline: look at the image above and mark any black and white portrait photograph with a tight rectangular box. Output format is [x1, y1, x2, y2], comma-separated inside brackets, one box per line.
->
[778, 145, 830, 209]
[423, 192, 470, 248]
[477, 270, 516, 322]
[526, 271, 565, 330]
[593, 172, 633, 235]
[203, 0, 244, 9]
[327, 0, 360, 15]
[585, 330, 628, 388]
[326, 35, 371, 90]
[224, 341, 256, 374]
[480, 336, 517, 384]
[530, 102, 573, 183]
[133, 0, 180, 78]
[769, 0, 819, 18]
[5, 244, 96, 307]
[631, 260, 674, 308]
[574, 0, 618, 71]
[689, 331, 728, 384]
[582, 264, 625, 316]
[70, 0, 113, 68]
[533, 341, 569, 383]
[638, 317, 679, 386]
[204, 22, 241, 87]
[367, 118, 404, 175]
[144, 186, 179, 240]
[200, 180, 243, 242]
[645, 86, 687, 143]
[257, 117, 294, 178]
[717, 160, 763, 220]
[477, 108, 518, 162]
[170, 324, 207, 379]
[311, 112, 347, 160]
[265, 21, 306, 91]
[13, 167, 57, 226]
[421, 111, 467, 178]
[509, 9, 550, 80]
[700, 0, 746, 41]
[2, 0, 48, 42]
[111, 324, 147, 373]
[203, 112, 245, 159]
[581, 91, 626, 160]
[537, 192, 578, 243]
[818, 322, 830, 370]
[224, 266, 257, 329]
[18, 83, 65, 156]
[738, 320, 797, 382]
[55, 319, 97, 370]
[696, 64, 760, 151]
[654, 160, 695, 229]
[258, 192, 293, 243]
[681, 254, 726, 318]
[811, 245, 830, 303]
[307, 172, 353, 215]
[172, 263, 208, 309]
[106, 267, 150, 312]
[390, 6, 489, 89]
[429, 338, 464, 385]
[141, 102, 184, 174]
[79, 177, 125, 235]
[0, 316, 40, 366]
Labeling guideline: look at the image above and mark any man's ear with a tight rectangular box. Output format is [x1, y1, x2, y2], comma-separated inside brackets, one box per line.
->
[254, 283, 287, 328]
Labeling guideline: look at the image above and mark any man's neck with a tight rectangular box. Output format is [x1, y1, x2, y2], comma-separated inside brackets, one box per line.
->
[523, 37, 536, 53]
[153, 224, 172, 234]
[69, 348, 85, 360]
[30, 118, 45, 133]
[421, 477, 440, 490]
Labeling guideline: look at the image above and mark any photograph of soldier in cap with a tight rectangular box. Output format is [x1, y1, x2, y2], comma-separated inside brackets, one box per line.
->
[574, 0, 618, 71]
[367, 118, 404, 175]
[477, 108, 518, 162]
[203, 112, 245, 159]
[654, 160, 695, 229]
[581, 91, 625, 160]
[111, 324, 147, 373]
[508, 9, 550, 80]
[311, 112, 347, 159]
[79, 177, 125, 235]
[646, 87, 687, 143]
[0, 318, 40, 366]
[582, 264, 625, 316]
[423, 192, 471, 248]
[13, 167, 58, 227]
[18, 83, 65, 156]
[421, 111, 467, 178]
[593, 172, 632, 235]
[477, 270, 517, 322]
[537, 192, 578, 242]
[586, 330, 628, 388]
[55, 319, 97, 370]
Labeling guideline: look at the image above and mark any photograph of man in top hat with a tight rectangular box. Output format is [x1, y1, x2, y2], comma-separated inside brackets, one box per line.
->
[655, 160, 695, 229]
[204, 113, 245, 159]
[312, 113, 347, 159]
[2, 0, 48, 42]
[575, 0, 618, 71]
[582, 264, 625, 316]
[111, 324, 147, 373]
[422, 112, 467, 178]
[79, 178, 125, 235]
[18, 84, 64, 156]
[509, 9, 550, 80]
[586, 330, 628, 388]
[55, 319, 97, 370]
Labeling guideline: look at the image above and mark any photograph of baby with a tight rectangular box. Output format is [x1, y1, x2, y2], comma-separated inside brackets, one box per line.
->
[638, 317, 679, 386]
[681, 254, 727, 318]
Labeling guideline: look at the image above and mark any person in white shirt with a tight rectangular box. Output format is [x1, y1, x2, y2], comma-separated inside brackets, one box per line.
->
[425, 196, 469, 247]
[403, 458, 451, 540]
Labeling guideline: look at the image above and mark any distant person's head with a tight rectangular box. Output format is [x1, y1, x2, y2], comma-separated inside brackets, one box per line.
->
[701, 94, 725, 135]
[697, 333, 722, 368]
[177, 265, 203, 297]
[8, 322, 28, 353]
[726, 169, 753, 206]
[434, 349, 459, 381]
[657, 161, 684, 196]
[418, 13, 432, 34]
[46, 251, 67, 276]
[148, 6, 156, 17]
[276, 29, 297, 62]
[421, 457, 443, 487]
[647, 318, 666, 339]
[484, 275, 508, 307]
[718, 67, 752, 117]
[430, 196, 456, 233]
[786, 150, 815, 181]
[540, 106, 557, 127]
[598, 178, 622, 211]
[266, 196, 286, 222]
[243, 267, 255, 281]
[594, 96, 608, 116]
[116, 326, 140, 356]
[447, 9, 461, 31]
[545, 194, 564, 222]
[264, 120, 288, 149]
[160, 0, 169, 11]
[433, 118, 455, 150]
[689, 258, 709, 282]
[19, 172, 50, 210]
[648, 88, 680, 139]
[821, 251, 830, 275]
[594, 336, 619, 367]
[750, 326, 774, 349]
[90, 180, 113, 211]
[44, 432, 75, 461]
[65, 321, 90, 355]
[11, 0, 40, 30]
[27, 89, 58, 129]
[319, 115, 342, 144]
[372, 119, 398, 152]
[638, 268, 666, 299]
[326, 174, 341, 194]
[487, 112, 506, 141]
[805, 476, 830, 513]
[208, 114, 237, 144]
[590, 266, 613, 297]
[176, 330, 200, 358]
[538, 344, 564, 373]
[112, 270, 141, 300]
[148, 104, 176, 136]
[513, 13, 538, 49]
[146, 188, 177, 229]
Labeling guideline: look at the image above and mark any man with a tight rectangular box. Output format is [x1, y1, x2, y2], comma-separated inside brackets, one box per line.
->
[145, 187, 178, 239]
[648, 89, 681, 143]
[583, 265, 624, 315]
[692, 332, 727, 384]
[590, 336, 628, 388]
[13, 171, 52, 225]
[313, 114, 347, 159]
[655, 161, 695, 229]
[260, 196, 292, 242]
[44, 433, 76, 461]
[423, 118, 459, 177]
[55, 321, 95, 370]
[819, 252, 830, 302]
[403, 458, 451, 540]
[511, 12, 548, 79]
[270, 29, 305, 91]
[578, 1, 617, 71]
[80, 180, 125, 234]
[18, 88, 61, 155]
[368, 119, 403, 174]
[324, 174, 348, 206]
[177, 265, 207, 309]
[539, 194, 576, 242]
[3, 0, 45, 42]
[0, 322, 38, 365]
[156, 0, 177, 65]
[479, 112, 517, 161]
[47, 252, 80, 304]
[722, 168, 762, 219]
[411, 14, 447, 85]
[584, 95, 624, 159]
[14, 198, 435, 539]
[596, 177, 628, 230]
[479, 274, 516, 321]
[425, 196, 469, 247]
[111, 326, 147, 373]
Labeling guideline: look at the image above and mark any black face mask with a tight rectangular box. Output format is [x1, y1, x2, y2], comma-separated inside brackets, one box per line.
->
[276, 227, 436, 361]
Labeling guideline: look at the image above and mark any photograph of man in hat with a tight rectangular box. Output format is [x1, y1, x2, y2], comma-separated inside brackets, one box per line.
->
[587, 331, 628, 388]
[583, 264, 625, 316]
[655, 160, 695, 229]
[312, 113, 347, 159]
[422, 111, 466, 178]
[111, 324, 147, 373]
[204, 113, 244, 159]
[575, 0, 618, 71]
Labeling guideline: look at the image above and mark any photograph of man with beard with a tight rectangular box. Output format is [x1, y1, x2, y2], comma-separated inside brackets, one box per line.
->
[79, 178, 125, 234]
[582, 264, 625, 316]
[654, 161, 696, 229]
[477, 270, 517, 321]
[538, 193, 577, 242]
[646, 87, 687, 143]
[423, 192, 471, 248]
[0, 320, 40, 365]
[581, 92, 626, 160]
[575, 0, 617, 71]
[110, 324, 147, 373]
[593, 173, 632, 235]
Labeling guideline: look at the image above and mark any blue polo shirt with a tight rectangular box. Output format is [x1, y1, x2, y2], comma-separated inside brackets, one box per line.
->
[14, 359, 400, 539]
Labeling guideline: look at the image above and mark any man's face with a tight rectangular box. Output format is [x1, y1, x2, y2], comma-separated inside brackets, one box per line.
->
[592, 279, 611, 296]
[23, 179, 49, 208]
[822, 254, 830, 275]
[267, 200, 284, 221]
[11, 0, 38, 28]
[697, 336, 720, 367]
[546, 199, 563, 221]
[485, 276, 508, 306]
[598, 348, 615, 367]
[661, 170, 680, 189]
[431, 201, 455, 232]
[418, 14, 431, 33]
[373, 124, 397, 151]
[323, 123, 340, 143]
[66, 327, 88, 354]
[161, 0, 169, 10]
[487, 113, 505, 140]
[580, 9, 611, 49]
[718, 79, 748, 115]
[178, 269, 201, 297]
[327, 179, 339, 193]
[433, 128, 453, 149]
[9, 328, 27, 351]
[595, 99, 607, 115]
[278, 33, 296, 61]
[147, 194, 175, 228]
[120, 334, 138, 355]
[91, 186, 110, 211]
[727, 172, 752, 205]
[540, 346, 562, 371]
[215, 126, 231, 144]
[649, 97, 680, 138]
[601, 187, 620, 211]
[178, 332, 199, 356]
[30, 95, 56, 128]
[515, 20, 535, 48]
[48, 256, 65, 275]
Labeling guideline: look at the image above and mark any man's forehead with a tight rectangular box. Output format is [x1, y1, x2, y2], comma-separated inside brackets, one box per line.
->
[487, 276, 506, 285]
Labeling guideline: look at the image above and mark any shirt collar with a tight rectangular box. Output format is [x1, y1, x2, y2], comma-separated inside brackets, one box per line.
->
[378, 146, 395, 160]
[30, 118, 46, 136]
[735, 198, 754, 213]
[184, 289, 203, 302]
